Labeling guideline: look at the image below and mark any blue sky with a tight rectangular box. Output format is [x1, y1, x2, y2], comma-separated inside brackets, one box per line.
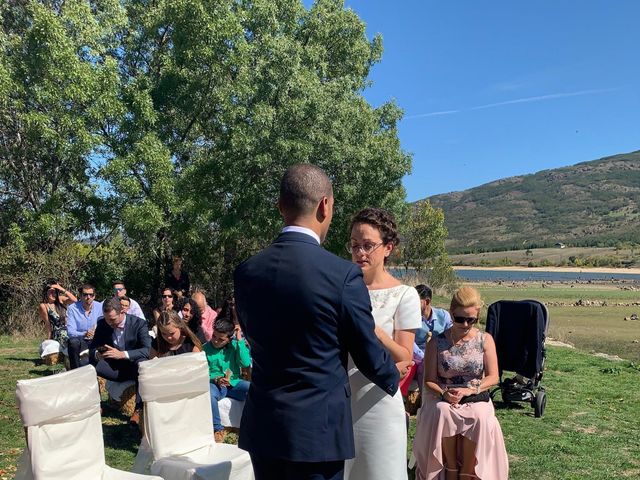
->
[306, 1, 640, 201]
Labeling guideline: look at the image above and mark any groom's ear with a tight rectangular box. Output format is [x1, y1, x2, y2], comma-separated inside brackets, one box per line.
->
[316, 196, 331, 222]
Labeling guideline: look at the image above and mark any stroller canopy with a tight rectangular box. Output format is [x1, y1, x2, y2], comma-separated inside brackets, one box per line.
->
[485, 300, 548, 379]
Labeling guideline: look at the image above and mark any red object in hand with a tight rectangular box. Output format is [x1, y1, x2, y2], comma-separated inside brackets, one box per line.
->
[399, 362, 418, 397]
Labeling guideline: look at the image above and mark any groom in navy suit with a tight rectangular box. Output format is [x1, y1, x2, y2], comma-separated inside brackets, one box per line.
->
[234, 164, 402, 480]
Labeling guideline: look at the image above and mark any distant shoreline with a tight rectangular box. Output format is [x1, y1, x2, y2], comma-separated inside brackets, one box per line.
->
[453, 265, 640, 275]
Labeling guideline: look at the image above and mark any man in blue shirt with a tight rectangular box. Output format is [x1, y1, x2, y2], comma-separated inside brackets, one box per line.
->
[413, 284, 452, 391]
[66, 283, 103, 369]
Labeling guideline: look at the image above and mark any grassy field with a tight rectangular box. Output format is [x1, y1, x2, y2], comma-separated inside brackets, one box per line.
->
[449, 246, 639, 267]
[2, 337, 640, 479]
[2, 282, 640, 479]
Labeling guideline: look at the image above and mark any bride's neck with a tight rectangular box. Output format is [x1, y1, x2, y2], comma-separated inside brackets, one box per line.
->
[363, 266, 388, 287]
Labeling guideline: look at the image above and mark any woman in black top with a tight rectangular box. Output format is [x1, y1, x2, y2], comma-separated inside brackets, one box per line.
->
[150, 310, 202, 358]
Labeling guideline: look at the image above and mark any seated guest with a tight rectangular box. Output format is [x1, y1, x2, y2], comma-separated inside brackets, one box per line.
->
[204, 302, 251, 443]
[38, 280, 77, 350]
[89, 298, 151, 425]
[150, 310, 202, 358]
[119, 296, 131, 315]
[192, 291, 217, 342]
[413, 286, 508, 480]
[112, 280, 145, 320]
[179, 297, 206, 343]
[414, 284, 453, 389]
[67, 284, 103, 369]
[164, 255, 190, 298]
[152, 287, 175, 324]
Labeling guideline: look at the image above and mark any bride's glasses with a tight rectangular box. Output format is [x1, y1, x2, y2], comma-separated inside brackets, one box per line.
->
[346, 242, 383, 255]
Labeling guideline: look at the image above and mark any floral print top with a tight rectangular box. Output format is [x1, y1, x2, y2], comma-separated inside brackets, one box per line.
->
[436, 330, 484, 387]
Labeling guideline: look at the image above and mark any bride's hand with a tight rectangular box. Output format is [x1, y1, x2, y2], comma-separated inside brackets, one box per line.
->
[396, 360, 414, 379]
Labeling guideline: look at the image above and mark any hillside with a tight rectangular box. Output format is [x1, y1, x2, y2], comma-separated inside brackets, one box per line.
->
[425, 150, 640, 253]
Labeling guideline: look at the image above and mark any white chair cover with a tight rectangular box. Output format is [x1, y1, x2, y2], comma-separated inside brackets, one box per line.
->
[138, 352, 253, 480]
[15, 365, 162, 480]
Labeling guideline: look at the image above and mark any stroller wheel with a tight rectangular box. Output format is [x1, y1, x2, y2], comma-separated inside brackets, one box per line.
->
[534, 390, 546, 418]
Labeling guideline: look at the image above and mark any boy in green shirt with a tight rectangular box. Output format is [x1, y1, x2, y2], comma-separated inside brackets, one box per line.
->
[204, 313, 251, 442]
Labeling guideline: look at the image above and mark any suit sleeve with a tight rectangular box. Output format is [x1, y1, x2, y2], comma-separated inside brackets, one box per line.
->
[341, 265, 399, 396]
[127, 317, 151, 362]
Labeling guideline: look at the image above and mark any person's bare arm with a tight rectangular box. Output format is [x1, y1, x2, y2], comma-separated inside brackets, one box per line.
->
[374, 327, 414, 362]
[38, 304, 51, 339]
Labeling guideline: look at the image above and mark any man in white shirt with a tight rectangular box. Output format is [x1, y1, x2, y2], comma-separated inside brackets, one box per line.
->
[112, 280, 145, 321]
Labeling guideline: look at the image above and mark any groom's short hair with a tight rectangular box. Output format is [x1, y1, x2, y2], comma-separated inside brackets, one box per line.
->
[279, 164, 333, 218]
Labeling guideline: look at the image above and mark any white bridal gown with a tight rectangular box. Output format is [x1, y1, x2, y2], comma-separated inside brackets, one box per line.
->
[345, 284, 422, 480]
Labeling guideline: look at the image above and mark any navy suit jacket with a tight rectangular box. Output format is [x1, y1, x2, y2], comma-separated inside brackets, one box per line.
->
[234, 231, 399, 462]
[89, 314, 151, 364]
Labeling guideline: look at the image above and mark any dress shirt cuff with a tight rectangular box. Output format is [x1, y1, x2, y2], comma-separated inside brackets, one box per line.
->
[124, 351, 130, 360]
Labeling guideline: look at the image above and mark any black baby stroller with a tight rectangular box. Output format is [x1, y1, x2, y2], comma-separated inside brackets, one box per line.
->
[485, 299, 549, 418]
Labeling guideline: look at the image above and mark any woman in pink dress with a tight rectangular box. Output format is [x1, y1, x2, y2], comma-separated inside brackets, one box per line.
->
[413, 286, 509, 480]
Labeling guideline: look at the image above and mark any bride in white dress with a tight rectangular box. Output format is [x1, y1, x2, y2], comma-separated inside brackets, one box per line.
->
[345, 208, 422, 480]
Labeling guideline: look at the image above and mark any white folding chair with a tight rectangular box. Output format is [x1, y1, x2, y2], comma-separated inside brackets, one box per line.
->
[15, 365, 162, 480]
[138, 352, 253, 480]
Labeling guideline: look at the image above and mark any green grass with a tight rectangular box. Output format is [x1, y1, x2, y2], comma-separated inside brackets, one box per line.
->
[2, 313, 640, 478]
[407, 347, 640, 479]
[450, 246, 639, 267]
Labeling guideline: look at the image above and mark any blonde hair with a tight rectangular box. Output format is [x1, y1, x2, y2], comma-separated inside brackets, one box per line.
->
[450, 286, 484, 311]
[156, 310, 202, 355]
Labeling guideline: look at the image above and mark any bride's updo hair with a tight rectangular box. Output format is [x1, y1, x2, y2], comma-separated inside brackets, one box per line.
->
[350, 208, 400, 248]
[450, 286, 484, 311]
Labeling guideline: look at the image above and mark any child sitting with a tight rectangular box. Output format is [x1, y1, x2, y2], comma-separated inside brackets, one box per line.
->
[203, 301, 251, 443]
[150, 310, 202, 358]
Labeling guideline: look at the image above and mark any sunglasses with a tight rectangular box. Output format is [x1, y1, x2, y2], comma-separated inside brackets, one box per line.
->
[453, 315, 478, 325]
[162, 294, 173, 299]
[81, 292, 95, 297]
[113, 287, 125, 292]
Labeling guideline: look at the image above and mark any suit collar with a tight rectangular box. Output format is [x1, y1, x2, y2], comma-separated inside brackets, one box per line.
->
[281, 226, 321, 244]
[275, 231, 322, 246]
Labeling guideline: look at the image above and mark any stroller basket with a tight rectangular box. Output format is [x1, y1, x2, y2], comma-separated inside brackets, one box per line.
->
[485, 299, 549, 418]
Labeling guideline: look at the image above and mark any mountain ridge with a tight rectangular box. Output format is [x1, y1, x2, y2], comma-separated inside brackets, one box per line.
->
[422, 150, 640, 253]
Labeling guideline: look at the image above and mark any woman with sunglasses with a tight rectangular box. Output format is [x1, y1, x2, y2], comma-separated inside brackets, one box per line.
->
[152, 287, 176, 325]
[413, 286, 508, 480]
[345, 208, 422, 480]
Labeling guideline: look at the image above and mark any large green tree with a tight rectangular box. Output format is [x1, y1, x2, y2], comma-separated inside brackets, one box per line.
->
[1, 0, 414, 318]
[101, 0, 412, 301]
[0, 0, 127, 330]
[0, 0, 124, 249]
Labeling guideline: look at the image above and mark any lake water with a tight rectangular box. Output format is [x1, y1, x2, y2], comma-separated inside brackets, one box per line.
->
[454, 269, 640, 282]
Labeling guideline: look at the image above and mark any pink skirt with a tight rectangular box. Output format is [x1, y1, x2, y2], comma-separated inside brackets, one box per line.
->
[412, 395, 509, 480]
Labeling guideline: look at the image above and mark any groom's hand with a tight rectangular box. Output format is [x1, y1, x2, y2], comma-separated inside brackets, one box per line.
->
[396, 360, 414, 379]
